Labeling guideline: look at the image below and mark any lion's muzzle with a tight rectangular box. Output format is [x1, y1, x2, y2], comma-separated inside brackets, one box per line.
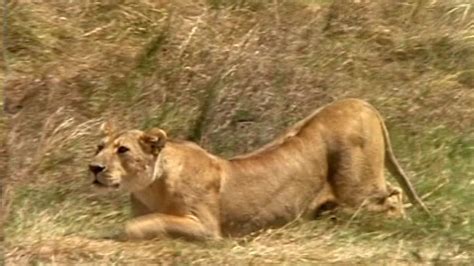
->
[89, 163, 106, 175]
[89, 163, 119, 188]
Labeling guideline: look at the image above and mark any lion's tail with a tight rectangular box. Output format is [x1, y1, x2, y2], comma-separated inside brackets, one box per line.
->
[372, 106, 431, 215]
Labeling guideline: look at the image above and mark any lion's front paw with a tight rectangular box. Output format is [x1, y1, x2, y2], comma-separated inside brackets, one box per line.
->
[125, 221, 147, 240]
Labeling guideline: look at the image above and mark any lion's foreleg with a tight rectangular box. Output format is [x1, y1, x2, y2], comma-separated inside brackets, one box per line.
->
[125, 214, 220, 240]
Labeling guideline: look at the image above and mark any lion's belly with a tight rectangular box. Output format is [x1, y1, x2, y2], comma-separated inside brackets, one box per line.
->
[219, 174, 325, 236]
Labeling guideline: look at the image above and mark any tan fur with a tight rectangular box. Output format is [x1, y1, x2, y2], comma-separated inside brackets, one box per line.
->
[89, 98, 429, 240]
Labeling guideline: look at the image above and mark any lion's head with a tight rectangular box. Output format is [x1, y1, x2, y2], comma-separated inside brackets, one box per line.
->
[88, 121, 167, 192]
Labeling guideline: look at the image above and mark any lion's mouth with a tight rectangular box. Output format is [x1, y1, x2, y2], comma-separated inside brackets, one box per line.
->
[92, 179, 120, 189]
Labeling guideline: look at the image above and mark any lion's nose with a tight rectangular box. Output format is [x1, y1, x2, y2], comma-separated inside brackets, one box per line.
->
[89, 164, 106, 175]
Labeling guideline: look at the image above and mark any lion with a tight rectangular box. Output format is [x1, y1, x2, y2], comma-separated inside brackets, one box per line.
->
[88, 98, 429, 240]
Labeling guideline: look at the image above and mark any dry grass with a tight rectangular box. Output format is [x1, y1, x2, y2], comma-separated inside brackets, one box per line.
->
[2, 0, 474, 264]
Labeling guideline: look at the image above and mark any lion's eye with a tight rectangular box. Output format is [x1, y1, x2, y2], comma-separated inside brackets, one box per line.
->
[117, 146, 130, 154]
[96, 144, 104, 154]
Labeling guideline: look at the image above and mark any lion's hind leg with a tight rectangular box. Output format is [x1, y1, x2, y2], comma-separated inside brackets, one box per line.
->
[358, 183, 406, 219]
[385, 184, 406, 218]
[329, 146, 374, 209]
[329, 143, 405, 218]
[346, 177, 407, 219]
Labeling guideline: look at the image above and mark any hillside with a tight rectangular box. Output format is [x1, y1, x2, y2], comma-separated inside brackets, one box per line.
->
[2, 0, 474, 264]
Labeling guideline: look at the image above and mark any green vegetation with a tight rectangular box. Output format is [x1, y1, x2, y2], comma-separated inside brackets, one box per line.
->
[2, 0, 473, 264]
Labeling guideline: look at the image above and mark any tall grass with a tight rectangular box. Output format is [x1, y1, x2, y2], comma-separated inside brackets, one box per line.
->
[3, 0, 473, 264]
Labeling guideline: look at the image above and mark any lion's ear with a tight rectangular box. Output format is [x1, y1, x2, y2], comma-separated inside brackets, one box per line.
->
[99, 120, 117, 136]
[141, 128, 167, 155]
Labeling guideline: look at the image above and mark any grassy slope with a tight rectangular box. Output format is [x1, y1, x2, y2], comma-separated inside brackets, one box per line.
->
[3, 0, 474, 264]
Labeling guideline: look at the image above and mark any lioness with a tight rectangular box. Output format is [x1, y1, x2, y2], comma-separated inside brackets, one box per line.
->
[89, 98, 429, 240]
